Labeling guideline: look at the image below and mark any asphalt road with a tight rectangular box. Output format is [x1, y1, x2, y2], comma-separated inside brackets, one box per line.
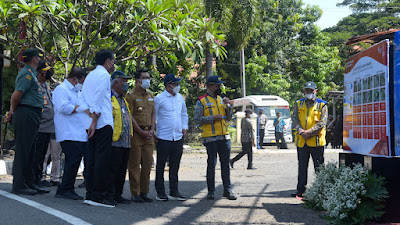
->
[0, 145, 340, 225]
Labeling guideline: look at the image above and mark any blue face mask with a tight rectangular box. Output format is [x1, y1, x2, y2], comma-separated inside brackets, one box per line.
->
[141, 79, 150, 89]
[122, 82, 129, 92]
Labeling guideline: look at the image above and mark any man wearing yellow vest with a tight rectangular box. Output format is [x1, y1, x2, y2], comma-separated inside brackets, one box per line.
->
[194, 76, 236, 200]
[110, 71, 133, 204]
[292, 81, 328, 199]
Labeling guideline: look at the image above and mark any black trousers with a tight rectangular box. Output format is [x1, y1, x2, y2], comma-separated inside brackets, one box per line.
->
[204, 139, 231, 194]
[296, 145, 324, 194]
[259, 129, 265, 147]
[32, 132, 51, 184]
[275, 132, 286, 149]
[86, 125, 113, 201]
[57, 141, 88, 193]
[110, 146, 129, 198]
[232, 142, 253, 168]
[12, 105, 41, 190]
[155, 139, 183, 196]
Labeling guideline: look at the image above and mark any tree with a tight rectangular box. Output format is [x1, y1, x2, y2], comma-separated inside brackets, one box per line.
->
[218, 0, 341, 106]
[0, 0, 227, 75]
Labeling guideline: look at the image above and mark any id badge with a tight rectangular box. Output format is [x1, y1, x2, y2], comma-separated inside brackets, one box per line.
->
[122, 108, 125, 113]
[225, 134, 231, 140]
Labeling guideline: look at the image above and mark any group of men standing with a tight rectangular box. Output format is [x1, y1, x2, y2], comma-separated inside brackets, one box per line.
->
[6, 48, 238, 208]
[6, 46, 329, 207]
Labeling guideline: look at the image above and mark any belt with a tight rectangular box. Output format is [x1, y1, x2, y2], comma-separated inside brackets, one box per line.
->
[139, 126, 151, 131]
[18, 104, 42, 111]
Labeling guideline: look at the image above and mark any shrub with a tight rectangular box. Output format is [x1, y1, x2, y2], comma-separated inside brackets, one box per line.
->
[304, 163, 388, 225]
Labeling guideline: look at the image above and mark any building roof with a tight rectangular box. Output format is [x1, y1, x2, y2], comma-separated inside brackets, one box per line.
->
[346, 29, 400, 46]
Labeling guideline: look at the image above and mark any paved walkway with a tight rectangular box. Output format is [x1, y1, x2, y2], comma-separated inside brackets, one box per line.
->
[0, 147, 340, 225]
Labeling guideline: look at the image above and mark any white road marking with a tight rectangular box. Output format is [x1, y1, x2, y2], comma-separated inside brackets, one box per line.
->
[0, 190, 92, 225]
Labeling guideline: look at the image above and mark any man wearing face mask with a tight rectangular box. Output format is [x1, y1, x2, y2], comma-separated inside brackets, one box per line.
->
[30, 61, 54, 194]
[273, 112, 286, 149]
[82, 50, 116, 207]
[154, 74, 188, 201]
[109, 71, 133, 204]
[291, 81, 327, 199]
[53, 68, 88, 199]
[126, 68, 155, 203]
[230, 109, 256, 170]
[194, 75, 236, 200]
[5, 49, 44, 195]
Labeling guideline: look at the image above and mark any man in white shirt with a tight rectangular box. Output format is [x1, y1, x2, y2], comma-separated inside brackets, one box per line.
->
[82, 50, 116, 208]
[53, 68, 89, 200]
[154, 74, 188, 201]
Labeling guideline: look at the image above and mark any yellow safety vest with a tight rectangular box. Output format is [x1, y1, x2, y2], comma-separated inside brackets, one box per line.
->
[199, 94, 229, 138]
[295, 98, 327, 147]
[112, 94, 133, 142]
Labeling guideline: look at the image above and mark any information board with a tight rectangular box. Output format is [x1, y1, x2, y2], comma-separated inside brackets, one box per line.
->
[394, 32, 400, 156]
[343, 40, 390, 156]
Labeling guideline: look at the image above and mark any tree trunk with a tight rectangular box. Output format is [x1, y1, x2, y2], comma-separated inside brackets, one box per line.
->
[206, 44, 213, 78]
[64, 62, 68, 78]
[152, 54, 157, 66]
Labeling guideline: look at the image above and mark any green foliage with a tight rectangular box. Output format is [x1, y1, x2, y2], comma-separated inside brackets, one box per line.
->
[218, 0, 341, 108]
[0, 0, 227, 75]
[304, 163, 388, 225]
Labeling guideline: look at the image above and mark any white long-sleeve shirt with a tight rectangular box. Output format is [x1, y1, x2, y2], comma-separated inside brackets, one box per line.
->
[81, 65, 113, 130]
[155, 90, 188, 141]
[53, 79, 91, 142]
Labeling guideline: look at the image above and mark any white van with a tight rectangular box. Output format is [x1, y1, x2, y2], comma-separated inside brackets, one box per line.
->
[232, 95, 292, 144]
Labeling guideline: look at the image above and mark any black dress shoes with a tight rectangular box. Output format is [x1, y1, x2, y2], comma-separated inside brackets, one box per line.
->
[207, 193, 215, 200]
[30, 184, 51, 194]
[39, 180, 52, 187]
[50, 181, 61, 186]
[140, 193, 153, 202]
[229, 160, 234, 169]
[223, 191, 237, 200]
[115, 196, 131, 204]
[12, 188, 37, 195]
[55, 190, 84, 200]
[78, 181, 86, 188]
[131, 195, 144, 203]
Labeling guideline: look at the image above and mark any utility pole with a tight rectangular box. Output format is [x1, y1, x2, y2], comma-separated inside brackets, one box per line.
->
[0, 44, 3, 150]
[240, 47, 246, 97]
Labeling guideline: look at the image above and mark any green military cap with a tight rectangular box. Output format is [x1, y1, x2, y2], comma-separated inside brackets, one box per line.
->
[22, 48, 43, 59]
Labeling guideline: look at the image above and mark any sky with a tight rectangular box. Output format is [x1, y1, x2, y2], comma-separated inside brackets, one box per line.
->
[302, 0, 353, 29]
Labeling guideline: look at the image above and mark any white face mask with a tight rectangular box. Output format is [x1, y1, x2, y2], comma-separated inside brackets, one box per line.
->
[305, 93, 315, 100]
[172, 85, 181, 94]
[140, 79, 150, 89]
[75, 83, 83, 92]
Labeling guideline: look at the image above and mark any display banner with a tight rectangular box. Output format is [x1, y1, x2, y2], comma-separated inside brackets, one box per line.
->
[394, 32, 400, 156]
[343, 40, 390, 156]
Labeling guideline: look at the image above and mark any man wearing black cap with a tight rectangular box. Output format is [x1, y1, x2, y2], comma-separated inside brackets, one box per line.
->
[194, 75, 236, 200]
[291, 81, 327, 199]
[31, 61, 54, 193]
[5, 48, 44, 195]
[154, 74, 188, 201]
[109, 70, 133, 204]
